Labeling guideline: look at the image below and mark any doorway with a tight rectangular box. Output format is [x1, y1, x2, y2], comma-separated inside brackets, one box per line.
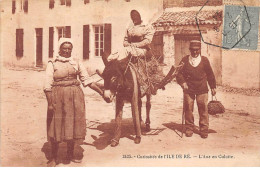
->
[174, 34, 201, 66]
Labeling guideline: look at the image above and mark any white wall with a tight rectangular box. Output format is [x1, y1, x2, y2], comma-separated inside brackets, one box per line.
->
[222, 50, 260, 89]
[201, 29, 223, 85]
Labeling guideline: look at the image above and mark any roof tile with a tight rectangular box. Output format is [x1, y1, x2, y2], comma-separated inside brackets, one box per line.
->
[153, 10, 222, 27]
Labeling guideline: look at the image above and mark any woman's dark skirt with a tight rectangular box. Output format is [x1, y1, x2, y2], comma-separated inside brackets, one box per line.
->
[47, 83, 86, 142]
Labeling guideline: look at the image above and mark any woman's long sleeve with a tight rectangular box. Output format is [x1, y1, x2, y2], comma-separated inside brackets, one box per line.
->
[78, 62, 94, 87]
[43, 62, 54, 92]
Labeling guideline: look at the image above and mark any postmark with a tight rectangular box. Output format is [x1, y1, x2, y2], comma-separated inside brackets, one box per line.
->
[196, 0, 259, 50]
[222, 5, 259, 50]
[195, 0, 225, 49]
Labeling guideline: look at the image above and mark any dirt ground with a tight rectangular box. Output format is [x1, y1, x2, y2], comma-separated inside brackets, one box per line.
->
[1, 67, 260, 167]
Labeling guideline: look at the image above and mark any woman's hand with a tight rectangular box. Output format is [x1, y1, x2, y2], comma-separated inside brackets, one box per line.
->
[89, 82, 104, 97]
[123, 41, 130, 47]
[45, 91, 53, 111]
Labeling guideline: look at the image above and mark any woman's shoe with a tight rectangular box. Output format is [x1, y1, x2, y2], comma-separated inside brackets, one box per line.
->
[66, 155, 82, 164]
[47, 159, 56, 167]
[71, 158, 82, 163]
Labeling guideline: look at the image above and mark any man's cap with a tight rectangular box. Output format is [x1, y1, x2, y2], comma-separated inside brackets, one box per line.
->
[189, 40, 201, 50]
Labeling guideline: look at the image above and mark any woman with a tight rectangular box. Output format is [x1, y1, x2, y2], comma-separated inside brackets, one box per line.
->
[107, 9, 164, 96]
[107, 10, 154, 61]
[44, 38, 103, 167]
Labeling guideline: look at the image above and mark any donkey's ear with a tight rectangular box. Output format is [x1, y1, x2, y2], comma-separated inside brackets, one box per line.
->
[102, 52, 109, 66]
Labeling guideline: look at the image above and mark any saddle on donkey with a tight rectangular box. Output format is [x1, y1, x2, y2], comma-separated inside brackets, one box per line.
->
[129, 51, 165, 97]
[129, 50, 184, 97]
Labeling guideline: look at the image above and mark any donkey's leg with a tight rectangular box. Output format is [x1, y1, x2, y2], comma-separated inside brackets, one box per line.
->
[138, 95, 142, 124]
[111, 96, 124, 147]
[145, 94, 151, 132]
[130, 67, 142, 144]
[131, 96, 142, 144]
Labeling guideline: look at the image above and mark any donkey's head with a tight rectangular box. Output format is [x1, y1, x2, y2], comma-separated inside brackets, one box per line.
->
[101, 55, 127, 103]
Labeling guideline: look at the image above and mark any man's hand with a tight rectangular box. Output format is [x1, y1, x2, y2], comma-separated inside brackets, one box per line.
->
[182, 83, 188, 91]
[211, 88, 216, 96]
[48, 105, 54, 112]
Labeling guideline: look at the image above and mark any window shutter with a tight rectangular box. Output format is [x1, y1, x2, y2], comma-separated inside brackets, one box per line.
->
[60, 0, 65, 5]
[49, 0, 55, 9]
[83, 25, 90, 60]
[24, 0, 28, 13]
[84, 0, 90, 4]
[49, 27, 54, 58]
[12, 0, 16, 14]
[104, 24, 112, 57]
[16, 29, 24, 57]
[66, 0, 71, 6]
[36, 28, 43, 67]
[65, 26, 71, 38]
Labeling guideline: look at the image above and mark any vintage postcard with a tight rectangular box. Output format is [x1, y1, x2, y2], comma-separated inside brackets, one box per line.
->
[0, 0, 260, 167]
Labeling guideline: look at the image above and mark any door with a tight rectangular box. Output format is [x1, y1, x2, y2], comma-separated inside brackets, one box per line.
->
[36, 28, 43, 67]
[151, 32, 164, 63]
[174, 34, 222, 85]
[174, 34, 201, 66]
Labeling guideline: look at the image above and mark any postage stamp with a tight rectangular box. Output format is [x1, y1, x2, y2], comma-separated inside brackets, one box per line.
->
[222, 5, 259, 50]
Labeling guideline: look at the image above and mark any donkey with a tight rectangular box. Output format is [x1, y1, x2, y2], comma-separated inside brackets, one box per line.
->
[98, 55, 151, 147]
[98, 55, 183, 147]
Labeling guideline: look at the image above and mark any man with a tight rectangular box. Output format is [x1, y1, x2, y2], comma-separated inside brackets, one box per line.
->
[176, 40, 216, 139]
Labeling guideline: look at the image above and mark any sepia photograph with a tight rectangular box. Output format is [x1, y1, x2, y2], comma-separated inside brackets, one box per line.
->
[0, 0, 260, 167]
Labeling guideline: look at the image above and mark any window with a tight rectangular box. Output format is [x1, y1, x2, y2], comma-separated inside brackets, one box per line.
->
[49, 0, 55, 9]
[36, 28, 43, 67]
[84, 0, 89, 4]
[93, 25, 104, 57]
[57, 26, 71, 39]
[12, 0, 16, 14]
[104, 24, 111, 57]
[19, 0, 28, 13]
[12, 0, 28, 13]
[60, 0, 71, 6]
[83, 25, 90, 59]
[49, 27, 54, 58]
[16, 29, 24, 57]
[23, 0, 28, 13]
